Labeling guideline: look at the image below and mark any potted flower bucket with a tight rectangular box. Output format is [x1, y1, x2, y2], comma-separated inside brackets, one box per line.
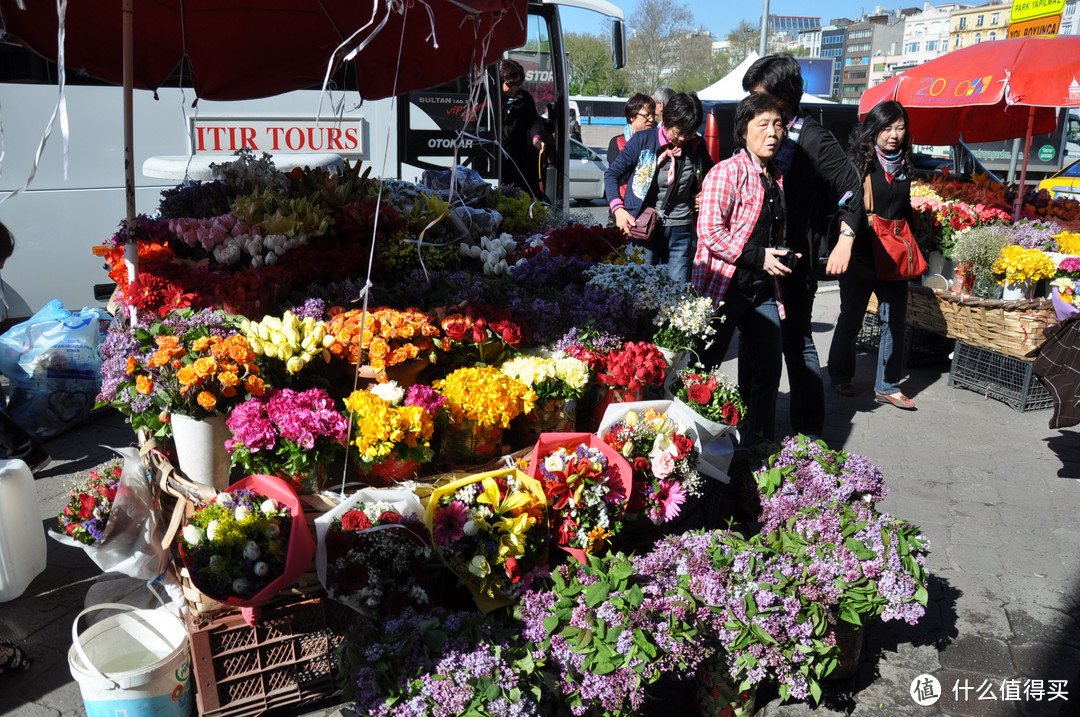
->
[695, 654, 756, 717]
[356, 456, 422, 486]
[590, 386, 643, 432]
[355, 357, 429, 390]
[171, 413, 231, 491]
[276, 465, 328, 495]
[826, 621, 866, 680]
[443, 419, 504, 465]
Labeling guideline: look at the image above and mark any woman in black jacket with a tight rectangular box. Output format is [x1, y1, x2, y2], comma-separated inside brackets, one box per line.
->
[827, 101, 918, 410]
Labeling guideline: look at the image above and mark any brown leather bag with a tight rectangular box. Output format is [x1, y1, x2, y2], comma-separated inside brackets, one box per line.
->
[864, 175, 927, 281]
[628, 206, 658, 241]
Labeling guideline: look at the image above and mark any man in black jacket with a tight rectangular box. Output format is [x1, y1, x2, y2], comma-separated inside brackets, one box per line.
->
[742, 55, 863, 437]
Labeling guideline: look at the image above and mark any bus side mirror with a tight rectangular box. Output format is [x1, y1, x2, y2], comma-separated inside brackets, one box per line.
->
[611, 20, 627, 69]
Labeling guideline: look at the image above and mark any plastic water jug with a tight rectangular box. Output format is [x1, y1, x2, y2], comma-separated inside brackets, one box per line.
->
[0, 459, 47, 601]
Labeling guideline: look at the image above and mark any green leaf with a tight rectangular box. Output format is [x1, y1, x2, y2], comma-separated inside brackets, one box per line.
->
[592, 659, 616, 675]
[626, 584, 644, 608]
[543, 616, 560, 634]
[585, 581, 610, 607]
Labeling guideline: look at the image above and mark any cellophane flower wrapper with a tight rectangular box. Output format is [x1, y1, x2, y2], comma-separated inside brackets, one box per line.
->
[422, 467, 549, 613]
[525, 432, 632, 564]
[178, 474, 314, 607]
[597, 399, 735, 484]
[49, 447, 171, 580]
[315, 485, 432, 616]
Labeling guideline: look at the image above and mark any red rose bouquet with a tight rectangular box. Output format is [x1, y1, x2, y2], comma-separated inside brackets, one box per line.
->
[54, 462, 121, 546]
[672, 366, 747, 430]
[601, 407, 703, 525]
[431, 302, 530, 372]
[597, 341, 666, 391]
[315, 488, 432, 617]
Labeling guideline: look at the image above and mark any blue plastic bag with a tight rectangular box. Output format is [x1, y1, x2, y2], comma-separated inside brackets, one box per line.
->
[0, 300, 112, 438]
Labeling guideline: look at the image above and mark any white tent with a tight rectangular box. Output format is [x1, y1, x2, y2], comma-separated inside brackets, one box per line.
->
[697, 52, 836, 104]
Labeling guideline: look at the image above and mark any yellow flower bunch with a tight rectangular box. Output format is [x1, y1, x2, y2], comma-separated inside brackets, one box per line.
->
[910, 183, 943, 200]
[433, 366, 536, 429]
[1055, 231, 1080, 257]
[499, 353, 590, 402]
[992, 245, 1056, 285]
[342, 389, 435, 465]
[239, 311, 333, 374]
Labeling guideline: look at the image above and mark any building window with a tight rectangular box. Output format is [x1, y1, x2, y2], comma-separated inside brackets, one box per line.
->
[926, 40, 938, 51]
[976, 15, 984, 26]
[991, 12, 999, 24]
[959, 17, 967, 29]
[930, 21, 941, 33]
[873, 62, 886, 71]
[955, 35, 963, 47]
[974, 32, 981, 43]
[843, 84, 862, 94]
[989, 31, 996, 41]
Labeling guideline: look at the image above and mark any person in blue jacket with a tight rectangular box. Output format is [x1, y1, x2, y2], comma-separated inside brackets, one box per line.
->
[604, 92, 713, 283]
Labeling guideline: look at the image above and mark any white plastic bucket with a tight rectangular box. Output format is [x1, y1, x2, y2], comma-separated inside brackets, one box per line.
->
[0, 459, 47, 602]
[68, 602, 192, 717]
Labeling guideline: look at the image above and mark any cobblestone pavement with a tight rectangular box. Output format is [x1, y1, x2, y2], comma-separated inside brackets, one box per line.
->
[2, 286, 1079, 717]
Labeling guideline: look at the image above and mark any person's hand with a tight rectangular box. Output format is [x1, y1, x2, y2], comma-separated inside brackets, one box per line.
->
[533, 137, 545, 153]
[614, 207, 634, 235]
[762, 248, 799, 276]
[694, 190, 703, 211]
[826, 239, 852, 275]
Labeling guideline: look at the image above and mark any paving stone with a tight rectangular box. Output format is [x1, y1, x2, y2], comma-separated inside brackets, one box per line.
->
[944, 544, 1005, 576]
[0, 702, 61, 717]
[950, 501, 1003, 525]
[946, 482, 1002, 505]
[953, 600, 1013, 641]
[1006, 608, 1080, 649]
[998, 576, 1077, 615]
[892, 496, 955, 527]
[948, 523, 1004, 549]
[938, 635, 1015, 677]
[1009, 641, 1080, 684]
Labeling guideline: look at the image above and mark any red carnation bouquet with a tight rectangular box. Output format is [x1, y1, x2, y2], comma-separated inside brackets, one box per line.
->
[597, 341, 666, 391]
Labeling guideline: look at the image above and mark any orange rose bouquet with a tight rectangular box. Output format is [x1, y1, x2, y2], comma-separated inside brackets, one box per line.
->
[115, 309, 267, 430]
[325, 306, 439, 380]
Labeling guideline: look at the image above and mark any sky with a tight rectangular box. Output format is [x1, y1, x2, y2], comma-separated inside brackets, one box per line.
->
[560, 0, 902, 40]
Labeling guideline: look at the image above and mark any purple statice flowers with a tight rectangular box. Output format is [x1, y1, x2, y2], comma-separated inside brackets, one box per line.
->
[1008, 219, 1062, 251]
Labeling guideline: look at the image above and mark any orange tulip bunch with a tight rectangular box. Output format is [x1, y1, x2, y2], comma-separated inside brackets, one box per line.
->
[325, 306, 439, 372]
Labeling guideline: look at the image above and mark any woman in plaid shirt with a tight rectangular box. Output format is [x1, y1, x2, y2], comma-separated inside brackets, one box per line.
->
[693, 93, 798, 443]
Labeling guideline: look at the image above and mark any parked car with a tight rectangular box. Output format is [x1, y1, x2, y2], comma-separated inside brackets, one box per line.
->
[1036, 158, 1080, 200]
[912, 142, 1003, 184]
[567, 138, 608, 203]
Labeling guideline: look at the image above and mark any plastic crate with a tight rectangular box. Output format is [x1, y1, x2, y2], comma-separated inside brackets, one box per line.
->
[856, 311, 953, 367]
[947, 340, 1053, 412]
[186, 594, 357, 717]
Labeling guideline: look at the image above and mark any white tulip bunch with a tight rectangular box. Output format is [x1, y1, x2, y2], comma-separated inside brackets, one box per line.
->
[238, 311, 334, 374]
[458, 232, 517, 275]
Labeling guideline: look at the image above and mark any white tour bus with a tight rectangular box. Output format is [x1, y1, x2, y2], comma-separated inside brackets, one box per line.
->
[0, 0, 626, 320]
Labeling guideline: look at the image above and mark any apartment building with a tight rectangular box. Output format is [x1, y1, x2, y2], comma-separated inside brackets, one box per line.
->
[949, 2, 1009, 48]
[841, 13, 907, 104]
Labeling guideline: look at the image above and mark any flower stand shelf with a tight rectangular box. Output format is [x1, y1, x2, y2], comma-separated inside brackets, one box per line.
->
[867, 285, 1057, 360]
[948, 340, 1053, 413]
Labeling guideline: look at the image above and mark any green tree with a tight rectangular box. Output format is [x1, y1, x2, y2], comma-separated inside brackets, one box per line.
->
[565, 32, 626, 96]
[625, 0, 696, 91]
[724, 20, 760, 63]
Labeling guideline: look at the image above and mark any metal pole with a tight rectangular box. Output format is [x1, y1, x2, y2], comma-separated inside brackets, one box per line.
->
[1013, 107, 1036, 222]
[759, 0, 770, 57]
[122, 0, 139, 325]
[1006, 137, 1022, 185]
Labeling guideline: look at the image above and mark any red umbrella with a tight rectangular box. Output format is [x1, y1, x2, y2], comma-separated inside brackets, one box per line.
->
[0, 0, 526, 312]
[859, 37, 1080, 217]
[0, 0, 526, 102]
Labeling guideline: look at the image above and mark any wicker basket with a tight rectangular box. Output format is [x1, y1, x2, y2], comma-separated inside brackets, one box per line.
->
[867, 285, 1057, 360]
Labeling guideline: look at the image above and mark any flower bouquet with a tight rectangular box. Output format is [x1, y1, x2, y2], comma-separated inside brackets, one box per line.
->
[314, 487, 432, 617]
[48, 449, 172, 580]
[590, 341, 667, 429]
[225, 387, 348, 494]
[599, 403, 705, 524]
[432, 366, 536, 465]
[423, 467, 548, 611]
[669, 366, 746, 480]
[431, 302, 529, 374]
[1050, 277, 1080, 321]
[525, 432, 633, 562]
[500, 352, 591, 440]
[177, 474, 315, 608]
[238, 311, 334, 379]
[342, 382, 442, 484]
[993, 244, 1056, 297]
[325, 306, 439, 381]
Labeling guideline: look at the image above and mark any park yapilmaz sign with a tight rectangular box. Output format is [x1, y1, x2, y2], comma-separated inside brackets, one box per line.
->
[1009, 0, 1064, 32]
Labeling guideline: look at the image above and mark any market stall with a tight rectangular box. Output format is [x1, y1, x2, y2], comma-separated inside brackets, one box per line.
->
[46, 153, 934, 717]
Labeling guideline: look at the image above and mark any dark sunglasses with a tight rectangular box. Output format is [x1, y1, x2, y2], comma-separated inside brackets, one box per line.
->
[504, 79, 523, 88]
